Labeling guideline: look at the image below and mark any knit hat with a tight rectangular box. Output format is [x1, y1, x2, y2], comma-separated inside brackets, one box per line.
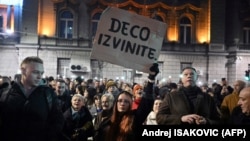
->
[133, 84, 142, 95]
[106, 81, 117, 90]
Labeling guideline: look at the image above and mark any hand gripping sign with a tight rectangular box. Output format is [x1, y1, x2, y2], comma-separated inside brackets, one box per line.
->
[90, 7, 167, 73]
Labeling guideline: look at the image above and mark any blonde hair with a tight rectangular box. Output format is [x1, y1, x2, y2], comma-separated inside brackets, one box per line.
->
[21, 56, 43, 67]
[71, 94, 85, 103]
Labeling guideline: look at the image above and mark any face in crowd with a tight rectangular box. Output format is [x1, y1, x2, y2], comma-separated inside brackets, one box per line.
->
[101, 94, 114, 110]
[21, 60, 44, 87]
[238, 87, 250, 115]
[108, 85, 117, 94]
[55, 80, 66, 96]
[116, 91, 133, 113]
[71, 94, 85, 111]
[153, 99, 162, 113]
[233, 80, 246, 94]
[181, 67, 198, 88]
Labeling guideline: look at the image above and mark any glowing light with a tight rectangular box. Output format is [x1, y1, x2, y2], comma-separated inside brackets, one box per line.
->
[161, 78, 166, 82]
[5, 29, 13, 34]
[0, 0, 23, 6]
[198, 81, 202, 86]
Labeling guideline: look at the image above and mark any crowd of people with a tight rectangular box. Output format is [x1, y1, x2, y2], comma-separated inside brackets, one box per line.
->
[0, 56, 250, 141]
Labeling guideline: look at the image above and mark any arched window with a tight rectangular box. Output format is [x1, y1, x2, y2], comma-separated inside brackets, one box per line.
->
[179, 17, 191, 44]
[59, 10, 73, 39]
[91, 12, 102, 39]
[154, 15, 163, 22]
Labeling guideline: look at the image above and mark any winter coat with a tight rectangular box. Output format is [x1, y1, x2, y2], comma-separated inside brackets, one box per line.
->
[0, 82, 65, 141]
[62, 106, 94, 141]
[156, 86, 221, 125]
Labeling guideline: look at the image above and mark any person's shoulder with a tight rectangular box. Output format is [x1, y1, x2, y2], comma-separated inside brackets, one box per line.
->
[35, 85, 56, 97]
[223, 92, 234, 99]
[147, 111, 155, 117]
[37, 85, 54, 91]
[231, 105, 242, 116]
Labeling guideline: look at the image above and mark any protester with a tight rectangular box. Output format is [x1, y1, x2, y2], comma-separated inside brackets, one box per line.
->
[156, 67, 221, 125]
[220, 80, 246, 123]
[62, 94, 94, 141]
[229, 87, 250, 124]
[54, 78, 72, 113]
[104, 80, 120, 99]
[93, 93, 115, 141]
[92, 94, 103, 118]
[0, 56, 65, 141]
[104, 63, 159, 141]
[132, 83, 143, 110]
[217, 78, 234, 107]
[84, 86, 97, 117]
[145, 97, 163, 125]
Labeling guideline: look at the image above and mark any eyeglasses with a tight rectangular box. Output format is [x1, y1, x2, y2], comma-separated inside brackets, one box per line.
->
[117, 99, 130, 104]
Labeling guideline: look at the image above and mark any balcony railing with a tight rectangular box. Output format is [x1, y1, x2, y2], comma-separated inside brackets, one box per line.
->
[161, 42, 209, 52]
[38, 36, 91, 48]
[8, 36, 247, 52]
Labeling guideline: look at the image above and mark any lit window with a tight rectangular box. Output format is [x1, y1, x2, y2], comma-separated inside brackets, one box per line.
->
[59, 10, 73, 39]
[179, 17, 191, 44]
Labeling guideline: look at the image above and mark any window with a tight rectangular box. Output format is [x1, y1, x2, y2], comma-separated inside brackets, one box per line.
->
[57, 58, 70, 78]
[91, 12, 102, 39]
[243, 27, 250, 44]
[59, 10, 73, 39]
[91, 59, 102, 79]
[179, 17, 191, 44]
[122, 69, 133, 83]
[154, 15, 163, 22]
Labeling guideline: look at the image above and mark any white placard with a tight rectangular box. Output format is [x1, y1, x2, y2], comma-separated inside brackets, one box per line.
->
[90, 7, 167, 73]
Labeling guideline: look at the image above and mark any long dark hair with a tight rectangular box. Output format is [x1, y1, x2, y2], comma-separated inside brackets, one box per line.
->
[105, 91, 134, 141]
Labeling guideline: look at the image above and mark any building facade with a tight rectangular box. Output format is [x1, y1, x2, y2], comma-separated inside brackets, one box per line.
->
[0, 0, 249, 86]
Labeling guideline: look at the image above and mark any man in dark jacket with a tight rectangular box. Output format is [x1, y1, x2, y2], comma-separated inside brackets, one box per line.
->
[0, 56, 65, 141]
[156, 67, 221, 125]
[230, 87, 250, 124]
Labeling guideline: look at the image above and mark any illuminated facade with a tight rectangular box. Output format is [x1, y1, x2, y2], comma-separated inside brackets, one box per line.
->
[0, 0, 249, 86]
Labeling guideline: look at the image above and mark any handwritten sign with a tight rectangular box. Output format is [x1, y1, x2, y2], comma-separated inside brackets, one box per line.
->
[90, 7, 166, 73]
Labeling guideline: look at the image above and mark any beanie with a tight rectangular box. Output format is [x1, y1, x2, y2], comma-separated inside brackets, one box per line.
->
[106, 81, 117, 90]
[133, 84, 142, 95]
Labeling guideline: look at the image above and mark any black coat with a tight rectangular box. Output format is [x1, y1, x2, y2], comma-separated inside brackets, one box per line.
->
[93, 108, 112, 141]
[0, 82, 65, 141]
[62, 106, 94, 141]
[230, 105, 250, 125]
